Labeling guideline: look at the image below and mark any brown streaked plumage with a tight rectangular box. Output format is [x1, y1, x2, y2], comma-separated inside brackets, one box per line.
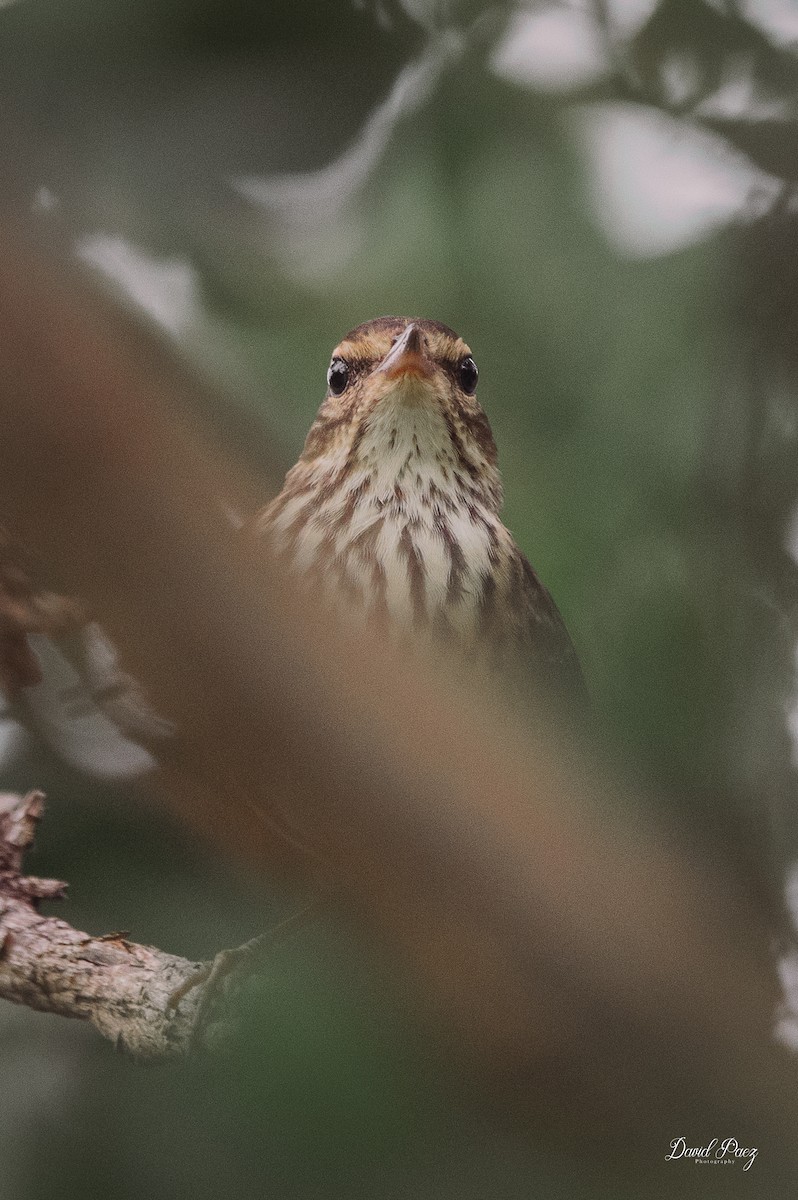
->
[254, 317, 583, 701]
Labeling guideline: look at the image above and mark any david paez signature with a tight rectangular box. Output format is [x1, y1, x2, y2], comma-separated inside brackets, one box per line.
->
[666, 1137, 758, 1171]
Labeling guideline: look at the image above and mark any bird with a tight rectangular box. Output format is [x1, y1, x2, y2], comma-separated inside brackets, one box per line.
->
[253, 316, 583, 705]
[0, 316, 581, 794]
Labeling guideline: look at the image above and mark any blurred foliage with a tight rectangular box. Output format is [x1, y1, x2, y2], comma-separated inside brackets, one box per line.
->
[2, 0, 798, 1196]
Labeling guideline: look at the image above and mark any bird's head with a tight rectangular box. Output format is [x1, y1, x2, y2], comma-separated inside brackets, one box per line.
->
[298, 317, 502, 510]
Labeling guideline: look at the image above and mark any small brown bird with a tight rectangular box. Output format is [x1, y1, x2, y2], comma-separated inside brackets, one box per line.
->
[255, 317, 582, 702]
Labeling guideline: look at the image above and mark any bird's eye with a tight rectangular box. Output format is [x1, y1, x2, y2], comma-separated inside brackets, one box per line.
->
[458, 356, 478, 394]
[327, 358, 349, 396]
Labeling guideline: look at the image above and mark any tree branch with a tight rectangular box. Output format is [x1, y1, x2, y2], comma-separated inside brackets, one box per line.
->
[0, 790, 239, 1061]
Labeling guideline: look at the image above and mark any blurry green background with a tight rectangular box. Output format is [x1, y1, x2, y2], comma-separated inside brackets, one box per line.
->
[1, 0, 798, 1196]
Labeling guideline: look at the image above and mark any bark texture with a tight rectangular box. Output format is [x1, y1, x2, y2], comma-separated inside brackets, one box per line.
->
[0, 790, 223, 1061]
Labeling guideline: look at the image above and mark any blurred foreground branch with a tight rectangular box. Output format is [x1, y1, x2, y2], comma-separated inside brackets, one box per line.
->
[0, 790, 247, 1060]
[0, 222, 795, 1159]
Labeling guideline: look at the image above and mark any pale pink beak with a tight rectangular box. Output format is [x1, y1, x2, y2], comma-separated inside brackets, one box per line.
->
[375, 324, 434, 382]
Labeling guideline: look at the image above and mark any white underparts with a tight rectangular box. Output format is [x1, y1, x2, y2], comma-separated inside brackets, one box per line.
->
[267, 394, 504, 636]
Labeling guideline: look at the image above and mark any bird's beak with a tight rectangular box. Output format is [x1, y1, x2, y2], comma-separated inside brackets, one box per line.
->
[374, 324, 435, 382]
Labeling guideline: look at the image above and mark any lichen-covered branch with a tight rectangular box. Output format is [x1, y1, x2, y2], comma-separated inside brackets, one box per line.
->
[0, 790, 234, 1061]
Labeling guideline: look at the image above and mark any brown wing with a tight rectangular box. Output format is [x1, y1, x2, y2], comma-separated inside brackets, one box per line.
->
[501, 545, 587, 708]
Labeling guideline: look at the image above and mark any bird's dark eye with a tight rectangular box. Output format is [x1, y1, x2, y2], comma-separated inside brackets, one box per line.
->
[327, 358, 349, 396]
[458, 356, 478, 394]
